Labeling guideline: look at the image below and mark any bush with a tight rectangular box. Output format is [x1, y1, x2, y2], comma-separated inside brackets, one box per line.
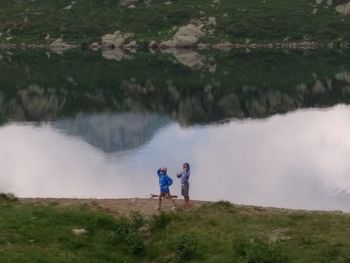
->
[151, 212, 172, 231]
[174, 233, 200, 262]
[126, 231, 145, 256]
[0, 193, 17, 201]
[88, 214, 119, 230]
[130, 212, 146, 230]
[109, 219, 130, 244]
[232, 237, 287, 263]
[215, 200, 234, 209]
[209, 201, 237, 213]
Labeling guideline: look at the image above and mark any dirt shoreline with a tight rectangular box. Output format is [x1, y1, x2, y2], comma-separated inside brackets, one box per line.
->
[0, 42, 349, 50]
[19, 198, 210, 216]
[18, 198, 348, 217]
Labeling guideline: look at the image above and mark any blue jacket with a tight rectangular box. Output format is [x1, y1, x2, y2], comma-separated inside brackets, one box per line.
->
[157, 169, 173, 193]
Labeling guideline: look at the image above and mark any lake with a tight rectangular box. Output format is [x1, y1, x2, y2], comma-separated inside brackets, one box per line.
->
[1, 48, 350, 212]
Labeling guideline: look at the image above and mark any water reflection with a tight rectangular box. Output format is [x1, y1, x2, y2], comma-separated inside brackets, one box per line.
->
[1, 49, 350, 125]
[54, 112, 170, 153]
[1, 105, 350, 211]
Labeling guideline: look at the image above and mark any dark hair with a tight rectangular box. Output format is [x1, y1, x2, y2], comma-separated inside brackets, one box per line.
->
[183, 163, 190, 170]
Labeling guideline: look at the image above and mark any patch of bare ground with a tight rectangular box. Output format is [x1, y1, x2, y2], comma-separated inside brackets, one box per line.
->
[20, 198, 210, 217]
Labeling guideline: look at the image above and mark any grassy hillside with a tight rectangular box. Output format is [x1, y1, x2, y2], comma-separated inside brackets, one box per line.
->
[0, 0, 350, 45]
[1, 196, 350, 262]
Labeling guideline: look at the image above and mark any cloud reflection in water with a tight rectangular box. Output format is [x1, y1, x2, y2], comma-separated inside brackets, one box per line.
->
[1, 106, 350, 211]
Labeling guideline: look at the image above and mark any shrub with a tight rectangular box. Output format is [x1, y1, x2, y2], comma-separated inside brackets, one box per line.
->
[88, 214, 119, 230]
[174, 233, 200, 262]
[151, 212, 172, 231]
[130, 212, 146, 230]
[126, 231, 145, 256]
[0, 193, 17, 201]
[109, 219, 130, 244]
[232, 237, 287, 263]
[210, 200, 237, 213]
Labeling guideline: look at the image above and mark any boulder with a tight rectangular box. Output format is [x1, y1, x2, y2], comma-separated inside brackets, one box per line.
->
[169, 49, 205, 70]
[335, 71, 350, 83]
[102, 31, 134, 48]
[49, 38, 76, 54]
[208, 17, 217, 26]
[90, 42, 100, 50]
[102, 48, 132, 61]
[213, 41, 233, 51]
[124, 40, 137, 49]
[120, 0, 138, 7]
[72, 228, 87, 236]
[160, 24, 205, 48]
[312, 80, 326, 93]
[162, 49, 216, 72]
[148, 40, 157, 49]
[335, 2, 350, 15]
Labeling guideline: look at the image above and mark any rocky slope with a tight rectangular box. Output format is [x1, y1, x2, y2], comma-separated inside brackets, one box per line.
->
[1, 0, 350, 48]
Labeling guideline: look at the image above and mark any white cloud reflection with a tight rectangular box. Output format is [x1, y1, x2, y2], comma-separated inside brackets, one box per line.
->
[1, 105, 350, 211]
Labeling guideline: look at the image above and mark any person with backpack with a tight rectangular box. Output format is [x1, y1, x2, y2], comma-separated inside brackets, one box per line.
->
[156, 167, 176, 210]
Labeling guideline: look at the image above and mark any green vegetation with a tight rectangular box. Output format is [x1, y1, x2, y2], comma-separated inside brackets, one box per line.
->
[1, 197, 350, 262]
[0, 0, 350, 44]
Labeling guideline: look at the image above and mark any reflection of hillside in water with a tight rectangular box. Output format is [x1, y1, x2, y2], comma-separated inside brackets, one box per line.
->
[1, 50, 350, 125]
[53, 113, 170, 153]
[0, 84, 65, 122]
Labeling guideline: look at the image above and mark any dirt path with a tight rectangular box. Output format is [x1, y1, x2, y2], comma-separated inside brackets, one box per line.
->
[20, 198, 210, 217]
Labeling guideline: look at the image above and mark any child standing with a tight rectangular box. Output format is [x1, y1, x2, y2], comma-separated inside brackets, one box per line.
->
[177, 163, 191, 208]
[156, 167, 176, 210]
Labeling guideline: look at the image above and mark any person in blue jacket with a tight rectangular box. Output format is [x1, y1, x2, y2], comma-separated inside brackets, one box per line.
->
[156, 167, 176, 210]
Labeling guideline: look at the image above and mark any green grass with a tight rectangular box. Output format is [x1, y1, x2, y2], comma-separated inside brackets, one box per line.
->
[0, 0, 350, 44]
[1, 198, 350, 262]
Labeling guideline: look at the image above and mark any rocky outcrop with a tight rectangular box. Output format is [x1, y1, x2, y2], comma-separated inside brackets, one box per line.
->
[162, 49, 205, 70]
[160, 24, 205, 48]
[335, 1, 350, 15]
[72, 228, 87, 236]
[213, 41, 234, 51]
[102, 48, 134, 61]
[49, 38, 76, 54]
[101, 31, 135, 48]
[335, 71, 350, 83]
[162, 48, 216, 72]
[315, 0, 350, 15]
[120, 0, 138, 7]
[158, 16, 218, 48]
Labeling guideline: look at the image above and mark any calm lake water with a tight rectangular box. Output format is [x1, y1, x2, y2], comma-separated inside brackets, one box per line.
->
[1, 48, 350, 211]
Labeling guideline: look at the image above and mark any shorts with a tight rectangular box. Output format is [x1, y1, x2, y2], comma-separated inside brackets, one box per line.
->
[181, 183, 189, 198]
